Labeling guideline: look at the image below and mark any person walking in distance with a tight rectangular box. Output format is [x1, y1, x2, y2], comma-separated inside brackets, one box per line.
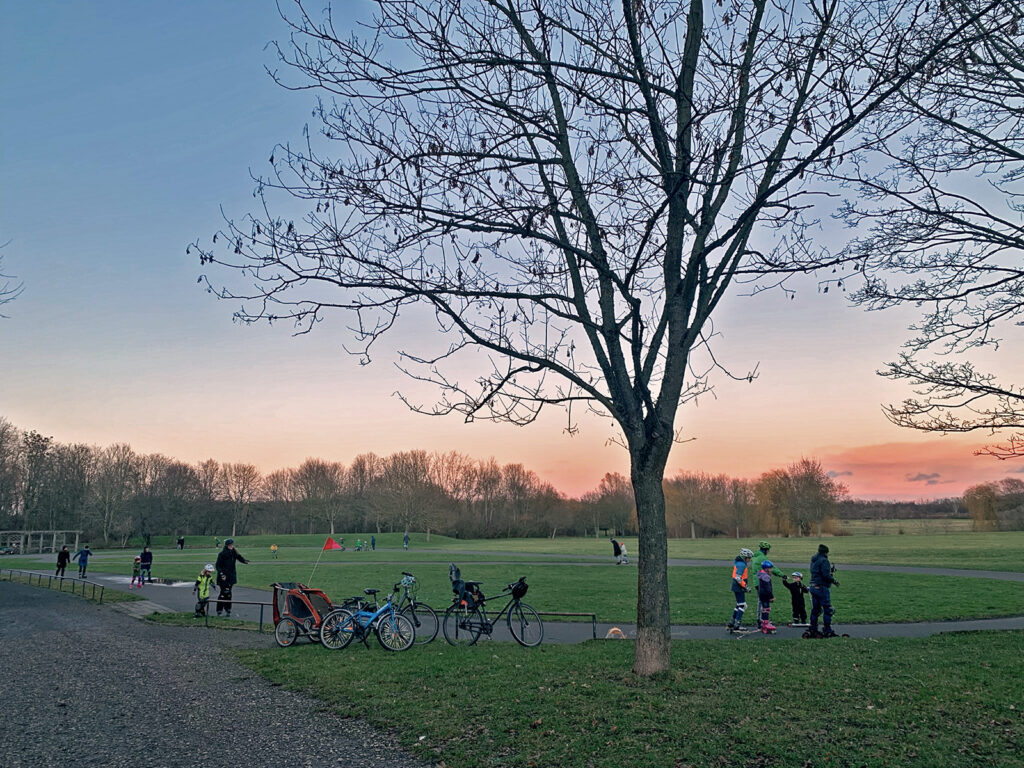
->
[73, 544, 94, 579]
[139, 546, 154, 583]
[215, 538, 249, 618]
[403, 532, 410, 550]
[610, 538, 623, 565]
[56, 546, 71, 578]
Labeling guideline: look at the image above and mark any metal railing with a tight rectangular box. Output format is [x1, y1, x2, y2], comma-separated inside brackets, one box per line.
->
[198, 599, 273, 633]
[1, 568, 106, 603]
[535, 611, 598, 640]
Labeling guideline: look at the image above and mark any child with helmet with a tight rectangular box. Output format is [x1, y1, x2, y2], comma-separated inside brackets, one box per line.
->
[130, 556, 144, 589]
[756, 559, 777, 633]
[782, 571, 810, 626]
[727, 548, 754, 631]
[193, 564, 215, 618]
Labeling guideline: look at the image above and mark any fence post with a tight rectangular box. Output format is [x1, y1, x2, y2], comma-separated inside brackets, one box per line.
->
[259, 604, 264, 634]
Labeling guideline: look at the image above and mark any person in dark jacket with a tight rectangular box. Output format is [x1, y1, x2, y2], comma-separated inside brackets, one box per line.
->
[782, 571, 810, 625]
[808, 544, 839, 637]
[215, 538, 249, 617]
[756, 560, 777, 633]
[56, 546, 71, 578]
[610, 538, 623, 565]
[72, 545, 93, 578]
[139, 546, 154, 583]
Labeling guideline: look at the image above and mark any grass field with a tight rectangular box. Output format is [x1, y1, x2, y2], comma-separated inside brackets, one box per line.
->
[0, 570, 140, 603]
[83, 529, 1024, 571]
[27, 545, 1024, 625]
[238, 631, 1024, 768]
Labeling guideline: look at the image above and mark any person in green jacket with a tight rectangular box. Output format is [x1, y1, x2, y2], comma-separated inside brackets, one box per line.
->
[752, 541, 785, 578]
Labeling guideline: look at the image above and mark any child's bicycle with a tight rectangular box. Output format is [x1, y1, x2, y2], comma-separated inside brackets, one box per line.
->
[394, 571, 439, 644]
[443, 567, 543, 647]
[320, 587, 416, 651]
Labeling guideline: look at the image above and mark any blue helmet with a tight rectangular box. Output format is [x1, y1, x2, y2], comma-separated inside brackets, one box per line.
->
[761, 560, 774, 570]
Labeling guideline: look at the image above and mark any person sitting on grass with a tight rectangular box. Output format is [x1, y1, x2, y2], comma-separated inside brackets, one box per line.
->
[130, 556, 144, 589]
[782, 571, 810, 626]
[194, 564, 215, 617]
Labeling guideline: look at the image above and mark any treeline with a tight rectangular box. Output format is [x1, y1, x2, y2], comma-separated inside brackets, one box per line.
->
[963, 479, 1024, 531]
[0, 415, 928, 544]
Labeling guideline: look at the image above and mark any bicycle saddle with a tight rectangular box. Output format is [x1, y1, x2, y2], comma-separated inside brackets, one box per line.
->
[364, 588, 380, 595]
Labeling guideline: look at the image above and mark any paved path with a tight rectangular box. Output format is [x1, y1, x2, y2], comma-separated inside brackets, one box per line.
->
[12, 568, 1024, 644]
[0, 580, 428, 768]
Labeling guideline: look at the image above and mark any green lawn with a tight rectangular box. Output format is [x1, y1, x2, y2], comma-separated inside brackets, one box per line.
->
[0, 571, 140, 603]
[34, 553, 1024, 624]
[238, 631, 1024, 768]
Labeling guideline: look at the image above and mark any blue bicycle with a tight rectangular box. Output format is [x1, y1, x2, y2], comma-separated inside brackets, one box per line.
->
[320, 587, 415, 651]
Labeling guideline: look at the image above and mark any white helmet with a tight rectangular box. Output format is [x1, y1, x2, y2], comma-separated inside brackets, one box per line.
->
[204, 564, 215, 572]
[739, 548, 754, 559]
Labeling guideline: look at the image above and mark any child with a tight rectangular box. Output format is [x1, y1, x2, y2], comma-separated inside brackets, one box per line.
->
[619, 541, 629, 565]
[757, 559, 776, 633]
[782, 571, 810, 626]
[130, 556, 144, 589]
[193, 564, 215, 617]
[727, 548, 753, 630]
[270, 543, 279, 559]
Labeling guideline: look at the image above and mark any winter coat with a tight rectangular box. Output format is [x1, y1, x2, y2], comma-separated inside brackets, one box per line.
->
[57, 550, 71, 567]
[783, 578, 810, 609]
[140, 550, 153, 566]
[611, 539, 622, 557]
[215, 546, 248, 587]
[194, 572, 214, 600]
[757, 569, 774, 601]
[752, 549, 784, 578]
[73, 548, 92, 565]
[731, 557, 750, 591]
[810, 552, 835, 588]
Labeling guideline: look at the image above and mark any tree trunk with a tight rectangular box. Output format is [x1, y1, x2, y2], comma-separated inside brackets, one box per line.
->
[690, 520, 696, 540]
[231, 520, 237, 538]
[631, 462, 671, 676]
[817, 520, 822, 538]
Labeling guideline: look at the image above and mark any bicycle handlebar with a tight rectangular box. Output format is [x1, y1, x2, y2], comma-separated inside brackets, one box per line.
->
[402, 571, 413, 577]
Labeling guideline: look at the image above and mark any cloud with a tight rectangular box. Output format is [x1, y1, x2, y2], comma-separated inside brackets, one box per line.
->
[906, 472, 941, 483]
[827, 470, 853, 478]
[1006, 466, 1024, 475]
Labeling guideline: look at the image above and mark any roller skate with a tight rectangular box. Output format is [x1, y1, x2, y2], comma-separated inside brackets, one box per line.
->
[802, 628, 822, 639]
[761, 620, 776, 635]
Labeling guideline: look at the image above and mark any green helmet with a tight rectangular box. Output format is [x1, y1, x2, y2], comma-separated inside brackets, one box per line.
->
[758, 540, 770, 551]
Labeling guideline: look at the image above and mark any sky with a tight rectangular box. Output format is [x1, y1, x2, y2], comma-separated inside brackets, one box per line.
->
[2, 1, 1022, 501]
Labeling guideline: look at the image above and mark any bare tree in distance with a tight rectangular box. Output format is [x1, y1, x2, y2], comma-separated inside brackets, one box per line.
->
[844, 0, 1024, 459]
[0, 244, 23, 318]
[198, 0, 1003, 674]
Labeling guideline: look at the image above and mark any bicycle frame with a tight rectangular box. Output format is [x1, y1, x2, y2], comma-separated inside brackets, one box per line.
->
[346, 596, 399, 642]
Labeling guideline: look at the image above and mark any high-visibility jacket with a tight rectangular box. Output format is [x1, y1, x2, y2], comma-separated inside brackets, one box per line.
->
[731, 557, 749, 590]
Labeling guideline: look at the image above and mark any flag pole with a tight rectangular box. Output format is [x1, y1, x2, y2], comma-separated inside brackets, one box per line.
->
[308, 546, 325, 586]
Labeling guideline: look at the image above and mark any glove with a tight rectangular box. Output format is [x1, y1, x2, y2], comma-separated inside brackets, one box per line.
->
[832, 579, 840, 587]
[782, 575, 788, 581]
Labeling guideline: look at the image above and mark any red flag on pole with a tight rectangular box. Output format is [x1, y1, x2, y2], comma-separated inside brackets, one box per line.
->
[323, 537, 342, 551]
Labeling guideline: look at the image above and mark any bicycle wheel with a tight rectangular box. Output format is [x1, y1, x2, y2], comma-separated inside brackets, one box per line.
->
[507, 602, 544, 647]
[401, 602, 439, 645]
[320, 609, 356, 650]
[274, 618, 298, 648]
[376, 612, 415, 651]
[443, 603, 483, 646]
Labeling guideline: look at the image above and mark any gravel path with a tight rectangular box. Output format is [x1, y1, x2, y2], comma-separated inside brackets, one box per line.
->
[0, 580, 429, 768]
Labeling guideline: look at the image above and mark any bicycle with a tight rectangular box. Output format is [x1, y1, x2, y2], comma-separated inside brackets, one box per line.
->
[320, 587, 415, 651]
[394, 572, 439, 645]
[442, 576, 543, 647]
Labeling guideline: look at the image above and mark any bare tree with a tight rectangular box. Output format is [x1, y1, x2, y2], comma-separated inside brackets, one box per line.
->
[220, 462, 262, 537]
[293, 458, 345, 533]
[0, 248, 23, 318]
[94, 444, 140, 544]
[200, 0, 1001, 674]
[845, 0, 1024, 458]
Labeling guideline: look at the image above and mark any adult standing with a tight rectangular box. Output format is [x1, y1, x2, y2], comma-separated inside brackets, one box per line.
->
[215, 538, 249, 618]
[370, 535, 376, 551]
[72, 545, 93, 578]
[177, 536, 185, 551]
[808, 544, 839, 638]
[55, 546, 71, 578]
[403, 532, 409, 550]
[139, 546, 154, 583]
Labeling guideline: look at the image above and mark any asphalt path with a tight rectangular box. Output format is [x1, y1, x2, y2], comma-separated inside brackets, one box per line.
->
[0, 580, 429, 768]
[11, 562, 1024, 643]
